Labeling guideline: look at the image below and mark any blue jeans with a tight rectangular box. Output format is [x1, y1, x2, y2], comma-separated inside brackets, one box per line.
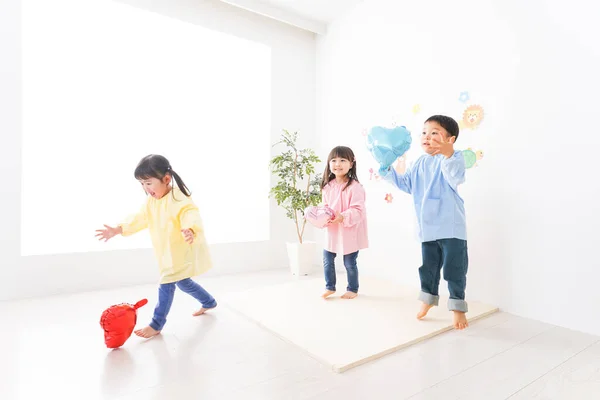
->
[419, 239, 468, 312]
[149, 278, 217, 331]
[323, 250, 359, 293]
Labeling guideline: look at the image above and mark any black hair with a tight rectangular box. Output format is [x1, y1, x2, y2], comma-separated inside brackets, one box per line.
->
[320, 146, 359, 191]
[425, 115, 460, 140]
[134, 154, 191, 198]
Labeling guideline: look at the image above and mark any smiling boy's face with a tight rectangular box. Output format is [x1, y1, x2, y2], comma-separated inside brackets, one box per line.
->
[421, 121, 455, 154]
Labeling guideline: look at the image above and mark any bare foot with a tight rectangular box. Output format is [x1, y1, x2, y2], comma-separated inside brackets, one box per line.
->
[134, 326, 160, 338]
[417, 302, 434, 320]
[453, 311, 469, 330]
[341, 291, 358, 299]
[322, 290, 335, 299]
[193, 304, 217, 316]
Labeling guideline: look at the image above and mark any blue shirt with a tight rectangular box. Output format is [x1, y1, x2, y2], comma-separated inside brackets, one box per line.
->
[383, 151, 467, 242]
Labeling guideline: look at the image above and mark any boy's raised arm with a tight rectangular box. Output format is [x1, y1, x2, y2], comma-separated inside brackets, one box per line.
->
[441, 151, 466, 189]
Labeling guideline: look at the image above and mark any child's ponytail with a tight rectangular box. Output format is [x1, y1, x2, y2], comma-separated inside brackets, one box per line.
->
[168, 167, 191, 197]
[134, 154, 192, 198]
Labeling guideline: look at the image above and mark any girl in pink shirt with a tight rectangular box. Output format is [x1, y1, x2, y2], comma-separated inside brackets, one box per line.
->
[321, 146, 369, 299]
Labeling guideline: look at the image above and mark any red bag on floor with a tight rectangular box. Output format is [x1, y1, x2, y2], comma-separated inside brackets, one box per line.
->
[99, 299, 148, 348]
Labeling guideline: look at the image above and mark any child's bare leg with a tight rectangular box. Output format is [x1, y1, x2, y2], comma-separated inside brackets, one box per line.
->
[342, 252, 359, 300]
[418, 241, 442, 320]
[417, 291, 439, 320]
[443, 239, 469, 330]
[323, 250, 336, 299]
[135, 326, 160, 338]
[417, 302, 434, 319]
[453, 311, 469, 330]
[142, 283, 176, 339]
[176, 278, 217, 317]
[192, 303, 216, 316]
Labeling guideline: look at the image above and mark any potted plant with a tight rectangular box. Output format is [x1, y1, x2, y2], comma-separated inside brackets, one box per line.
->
[269, 129, 322, 275]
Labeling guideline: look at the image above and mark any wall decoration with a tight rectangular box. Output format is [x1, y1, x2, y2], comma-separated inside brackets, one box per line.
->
[412, 104, 421, 115]
[384, 193, 393, 203]
[461, 104, 484, 129]
[368, 167, 382, 181]
[458, 91, 470, 103]
[462, 148, 484, 169]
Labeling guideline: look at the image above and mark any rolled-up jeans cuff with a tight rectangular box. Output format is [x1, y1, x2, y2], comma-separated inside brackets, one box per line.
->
[448, 298, 468, 313]
[418, 291, 439, 306]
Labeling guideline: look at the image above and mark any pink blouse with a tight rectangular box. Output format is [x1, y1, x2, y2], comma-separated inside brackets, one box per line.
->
[322, 180, 369, 255]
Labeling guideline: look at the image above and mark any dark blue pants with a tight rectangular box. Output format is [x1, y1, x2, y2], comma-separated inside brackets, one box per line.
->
[149, 278, 217, 331]
[323, 250, 359, 293]
[419, 239, 468, 312]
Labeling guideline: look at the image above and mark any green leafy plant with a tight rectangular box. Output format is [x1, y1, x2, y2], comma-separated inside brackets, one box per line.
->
[269, 130, 323, 243]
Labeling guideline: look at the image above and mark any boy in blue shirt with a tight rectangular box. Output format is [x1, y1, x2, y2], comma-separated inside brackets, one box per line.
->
[381, 115, 469, 330]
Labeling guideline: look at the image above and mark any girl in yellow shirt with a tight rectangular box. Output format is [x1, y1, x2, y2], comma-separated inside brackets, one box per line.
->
[96, 154, 216, 338]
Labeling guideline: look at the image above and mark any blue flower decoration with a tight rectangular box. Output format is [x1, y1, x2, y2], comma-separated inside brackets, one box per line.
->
[458, 91, 470, 103]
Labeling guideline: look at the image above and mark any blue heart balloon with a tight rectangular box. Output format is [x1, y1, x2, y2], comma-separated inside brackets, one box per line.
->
[366, 125, 412, 170]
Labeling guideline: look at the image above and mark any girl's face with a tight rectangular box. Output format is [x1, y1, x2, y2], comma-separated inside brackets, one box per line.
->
[329, 156, 353, 179]
[139, 175, 171, 199]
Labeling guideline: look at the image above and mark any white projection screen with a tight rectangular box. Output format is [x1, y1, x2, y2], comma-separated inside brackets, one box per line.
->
[21, 0, 271, 256]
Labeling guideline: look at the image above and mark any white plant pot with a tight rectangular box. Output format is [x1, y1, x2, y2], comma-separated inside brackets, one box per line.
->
[286, 241, 316, 276]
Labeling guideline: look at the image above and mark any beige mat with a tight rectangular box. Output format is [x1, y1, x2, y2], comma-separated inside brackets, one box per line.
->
[223, 275, 498, 373]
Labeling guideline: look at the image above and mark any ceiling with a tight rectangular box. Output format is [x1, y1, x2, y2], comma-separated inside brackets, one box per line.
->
[259, 0, 363, 24]
[219, 0, 364, 34]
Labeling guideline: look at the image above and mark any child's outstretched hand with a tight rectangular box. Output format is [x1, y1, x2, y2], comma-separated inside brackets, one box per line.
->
[181, 229, 195, 244]
[95, 225, 122, 242]
[430, 134, 455, 158]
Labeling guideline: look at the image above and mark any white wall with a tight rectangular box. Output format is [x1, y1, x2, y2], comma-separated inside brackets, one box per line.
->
[316, 0, 600, 335]
[0, 0, 316, 300]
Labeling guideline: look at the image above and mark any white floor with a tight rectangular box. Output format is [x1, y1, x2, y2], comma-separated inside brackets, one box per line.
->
[1, 270, 599, 400]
